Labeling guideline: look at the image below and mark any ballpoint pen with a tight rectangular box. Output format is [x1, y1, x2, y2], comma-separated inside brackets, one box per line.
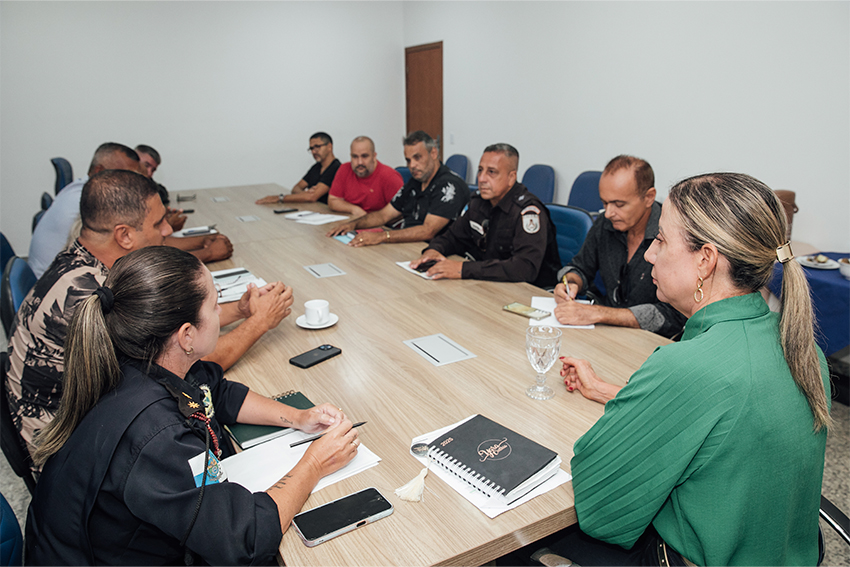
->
[561, 274, 572, 301]
[290, 421, 367, 448]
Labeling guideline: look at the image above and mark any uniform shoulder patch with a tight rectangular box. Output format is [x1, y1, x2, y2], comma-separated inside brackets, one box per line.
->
[521, 205, 541, 215]
[522, 213, 541, 234]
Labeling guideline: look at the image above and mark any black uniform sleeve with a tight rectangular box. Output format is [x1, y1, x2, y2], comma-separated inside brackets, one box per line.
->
[425, 177, 470, 220]
[190, 361, 249, 426]
[123, 422, 283, 565]
[629, 303, 687, 339]
[425, 210, 476, 258]
[462, 205, 552, 283]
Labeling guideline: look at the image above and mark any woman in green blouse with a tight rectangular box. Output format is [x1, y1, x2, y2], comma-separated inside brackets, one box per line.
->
[553, 173, 830, 566]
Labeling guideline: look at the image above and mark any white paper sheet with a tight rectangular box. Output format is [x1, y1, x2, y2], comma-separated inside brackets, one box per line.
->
[210, 268, 267, 303]
[291, 213, 349, 225]
[529, 296, 594, 329]
[304, 263, 346, 278]
[396, 261, 435, 280]
[225, 430, 381, 494]
[403, 334, 476, 366]
[211, 196, 230, 202]
[236, 215, 260, 223]
[409, 417, 571, 518]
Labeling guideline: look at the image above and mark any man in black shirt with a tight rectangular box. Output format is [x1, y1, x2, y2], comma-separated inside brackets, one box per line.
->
[326, 130, 469, 246]
[553, 155, 686, 339]
[409, 143, 560, 287]
[256, 132, 340, 205]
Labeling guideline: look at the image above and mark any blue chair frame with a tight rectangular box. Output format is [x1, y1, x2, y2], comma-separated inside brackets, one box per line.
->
[395, 166, 412, 184]
[1, 257, 37, 337]
[0, 234, 14, 275]
[50, 157, 73, 195]
[445, 154, 469, 183]
[568, 171, 603, 214]
[0, 490, 23, 566]
[545, 204, 593, 266]
[522, 164, 555, 204]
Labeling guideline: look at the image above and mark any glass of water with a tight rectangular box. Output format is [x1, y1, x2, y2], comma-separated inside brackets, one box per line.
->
[526, 326, 561, 400]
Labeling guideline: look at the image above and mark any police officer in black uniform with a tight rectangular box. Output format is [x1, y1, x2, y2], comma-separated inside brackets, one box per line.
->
[410, 143, 560, 287]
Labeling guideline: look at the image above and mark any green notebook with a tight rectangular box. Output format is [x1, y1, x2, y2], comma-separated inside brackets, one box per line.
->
[227, 390, 314, 449]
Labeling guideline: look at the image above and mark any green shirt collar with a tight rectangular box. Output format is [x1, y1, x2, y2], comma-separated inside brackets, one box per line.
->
[682, 292, 770, 341]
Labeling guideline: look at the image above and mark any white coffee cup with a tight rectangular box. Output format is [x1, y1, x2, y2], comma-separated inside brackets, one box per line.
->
[304, 299, 330, 325]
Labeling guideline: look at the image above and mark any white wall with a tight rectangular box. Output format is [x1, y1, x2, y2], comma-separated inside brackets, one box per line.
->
[0, 1, 406, 253]
[404, 1, 850, 252]
[2, 2, 848, 253]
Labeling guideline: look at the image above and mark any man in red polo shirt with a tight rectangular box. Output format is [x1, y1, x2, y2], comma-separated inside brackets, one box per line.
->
[328, 136, 403, 217]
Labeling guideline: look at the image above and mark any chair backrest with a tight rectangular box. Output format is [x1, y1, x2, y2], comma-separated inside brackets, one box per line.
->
[31, 209, 46, 234]
[0, 234, 14, 276]
[522, 164, 555, 204]
[821, 494, 850, 548]
[0, 489, 23, 566]
[1, 257, 37, 337]
[568, 170, 604, 214]
[445, 154, 469, 183]
[545, 204, 594, 266]
[395, 166, 412, 184]
[41, 191, 53, 211]
[0, 352, 38, 496]
[50, 157, 73, 195]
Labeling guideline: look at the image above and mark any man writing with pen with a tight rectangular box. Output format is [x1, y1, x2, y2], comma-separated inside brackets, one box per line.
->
[553, 155, 685, 339]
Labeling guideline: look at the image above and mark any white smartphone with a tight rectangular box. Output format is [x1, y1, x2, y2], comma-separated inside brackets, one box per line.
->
[291, 487, 394, 547]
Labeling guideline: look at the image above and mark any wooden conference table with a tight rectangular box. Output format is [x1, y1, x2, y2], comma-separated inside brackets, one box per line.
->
[178, 183, 669, 566]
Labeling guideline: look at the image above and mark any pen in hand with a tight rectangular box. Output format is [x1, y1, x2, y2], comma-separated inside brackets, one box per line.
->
[290, 421, 367, 448]
[561, 275, 572, 301]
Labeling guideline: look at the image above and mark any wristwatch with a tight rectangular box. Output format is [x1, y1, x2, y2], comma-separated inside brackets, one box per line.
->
[278, 194, 285, 203]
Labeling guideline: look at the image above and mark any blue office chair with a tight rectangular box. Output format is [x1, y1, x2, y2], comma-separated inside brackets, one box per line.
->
[31, 209, 46, 234]
[568, 171, 604, 214]
[546, 204, 593, 266]
[522, 164, 555, 204]
[395, 166, 412, 184]
[41, 191, 53, 211]
[50, 157, 73, 195]
[0, 234, 14, 276]
[0, 490, 22, 566]
[445, 154, 469, 183]
[1, 257, 37, 337]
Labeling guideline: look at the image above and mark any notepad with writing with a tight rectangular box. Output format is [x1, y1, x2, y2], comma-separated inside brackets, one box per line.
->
[227, 391, 314, 449]
[427, 414, 560, 505]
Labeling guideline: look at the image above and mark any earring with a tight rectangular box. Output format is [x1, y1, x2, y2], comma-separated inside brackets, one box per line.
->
[185, 347, 194, 356]
[694, 277, 704, 303]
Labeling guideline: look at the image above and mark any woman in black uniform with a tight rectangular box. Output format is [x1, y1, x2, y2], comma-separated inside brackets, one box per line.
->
[26, 246, 360, 565]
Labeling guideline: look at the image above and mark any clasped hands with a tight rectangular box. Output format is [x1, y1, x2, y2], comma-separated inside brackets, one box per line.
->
[235, 281, 293, 330]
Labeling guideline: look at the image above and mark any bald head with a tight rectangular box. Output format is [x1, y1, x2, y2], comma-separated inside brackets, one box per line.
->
[87, 143, 142, 176]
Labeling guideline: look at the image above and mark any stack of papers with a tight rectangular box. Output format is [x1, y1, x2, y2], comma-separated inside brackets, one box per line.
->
[225, 430, 381, 494]
[211, 268, 267, 304]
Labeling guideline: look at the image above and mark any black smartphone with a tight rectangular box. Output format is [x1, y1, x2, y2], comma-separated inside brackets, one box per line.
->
[274, 208, 298, 214]
[289, 344, 341, 368]
[291, 487, 393, 547]
[415, 259, 437, 272]
[181, 209, 195, 214]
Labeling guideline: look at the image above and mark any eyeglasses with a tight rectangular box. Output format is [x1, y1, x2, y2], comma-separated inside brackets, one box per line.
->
[308, 143, 329, 152]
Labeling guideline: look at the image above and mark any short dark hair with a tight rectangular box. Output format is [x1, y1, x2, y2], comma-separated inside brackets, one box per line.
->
[310, 132, 333, 145]
[483, 143, 519, 171]
[80, 170, 159, 233]
[87, 142, 139, 176]
[603, 155, 654, 197]
[403, 130, 439, 152]
[135, 145, 161, 165]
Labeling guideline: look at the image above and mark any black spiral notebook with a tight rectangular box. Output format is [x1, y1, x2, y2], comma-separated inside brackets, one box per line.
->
[427, 414, 560, 505]
[227, 391, 314, 449]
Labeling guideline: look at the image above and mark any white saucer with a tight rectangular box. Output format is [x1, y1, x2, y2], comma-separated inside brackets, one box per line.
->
[797, 256, 839, 270]
[296, 313, 339, 330]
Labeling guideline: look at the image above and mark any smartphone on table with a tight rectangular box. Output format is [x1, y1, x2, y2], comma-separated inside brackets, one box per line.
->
[274, 208, 299, 214]
[503, 302, 550, 320]
[292, 487, 394, 547]
[289, 344, 341, 368]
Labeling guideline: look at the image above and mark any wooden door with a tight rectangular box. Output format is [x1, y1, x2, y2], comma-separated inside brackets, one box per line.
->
[405, 42, 443, 158]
